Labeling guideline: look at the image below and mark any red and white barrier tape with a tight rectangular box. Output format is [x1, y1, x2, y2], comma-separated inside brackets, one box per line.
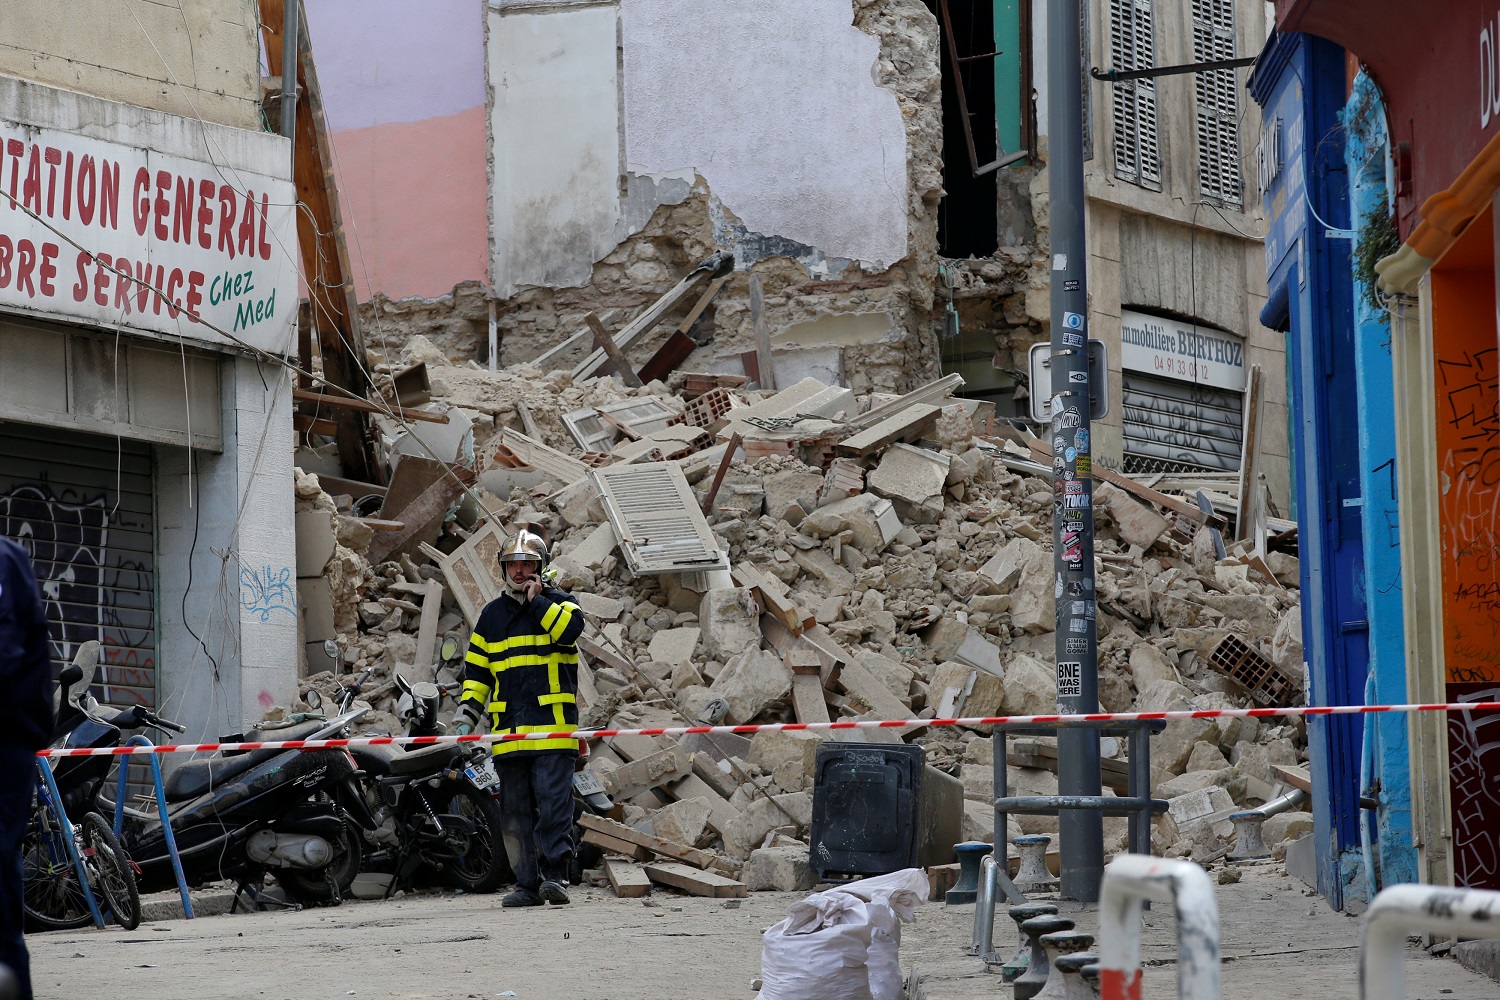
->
[34, 700, 1500, 758]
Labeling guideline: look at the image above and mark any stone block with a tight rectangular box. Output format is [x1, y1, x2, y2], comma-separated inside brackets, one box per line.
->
[708, 649, 792, 724]
[960, 763, 993, 803]
[1000, 654, 1056, 717]
[1096, 482, 1172, 549]
[977, 536, 1046, 592]
[853, 650, 915, 702]
[1272, 606, 1303, 675]
[1164, 785, 1237, 841]
[1129, 644, 1182, 690]
[764, 470, 826, 522]
[576, 593, 624, 621]
[650, 796, 713, 848]
[792, 548, 856, 592]
[1010, 553, 1056, 635]
[963, 799, 1020, 844]
[1228, 739, 1299, 784]
[743, 844, 818, 891]
[1007, 766, 1060, 835]
[649, 626, 701, 667]
[1262, 810, 1314, 847]
[699, 588, 762, 661]
[929, 662, 1005, 718]
[555, 476, 605, 529]
[1156, 770, 1224, 799]
[953, 630, 1003, 677]
[1184, 741, 1229, 772]
[748, 729, 825, 792]
[799, 494, 901, 553]
[722, 792, 813, 860]
[868, 443, 949, 523]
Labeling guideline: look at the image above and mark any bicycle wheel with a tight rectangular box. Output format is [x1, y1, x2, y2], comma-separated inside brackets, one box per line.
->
[21, 807, 92, 931]
[83, 813, 141, 930]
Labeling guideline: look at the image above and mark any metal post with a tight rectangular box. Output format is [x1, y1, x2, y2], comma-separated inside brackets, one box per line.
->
[1047, 0, 1103, 902]
[279, 0, 300, 147]
[1361, 885, 1500, 1000]
[1099, 855, 1221, 1000]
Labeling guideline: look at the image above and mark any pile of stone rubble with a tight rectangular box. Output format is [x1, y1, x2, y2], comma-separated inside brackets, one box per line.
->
[285, 334, 1311, 894]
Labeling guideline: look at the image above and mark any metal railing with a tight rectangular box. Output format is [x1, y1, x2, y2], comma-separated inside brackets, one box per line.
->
[1099, 854, 1221, 1000]
[1361, 884, 1500, 1000]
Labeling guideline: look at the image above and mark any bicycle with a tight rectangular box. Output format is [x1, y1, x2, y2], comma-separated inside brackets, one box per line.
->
[21, 757, 141, 932]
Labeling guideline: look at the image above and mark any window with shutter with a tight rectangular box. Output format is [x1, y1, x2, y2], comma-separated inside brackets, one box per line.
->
[592, 462, 729, 575]
[1109, 0, 1160, 191]
[1192, 0, 1243, 208]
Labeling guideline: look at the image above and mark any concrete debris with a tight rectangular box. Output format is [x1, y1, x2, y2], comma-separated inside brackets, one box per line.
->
[282, 343, 1309, 884]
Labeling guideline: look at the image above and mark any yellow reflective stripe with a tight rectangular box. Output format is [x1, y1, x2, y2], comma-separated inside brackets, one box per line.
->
[465, 650, 489, 668]
[493, 737, 578, 754]
[488, 653, 562, 671]
[544, 603, 576, 641]
[486, 701, 507, 713]
[537, 692, 574, 706]
[481, 633, 549, 655]
[553, 702, 567, 726]
[541, 603, 561, 630]
[548, 661, 561, 694]
[461, 679, 490, 700]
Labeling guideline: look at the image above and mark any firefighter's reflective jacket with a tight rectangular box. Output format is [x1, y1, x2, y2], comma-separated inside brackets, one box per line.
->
[457, 587, 585, 756]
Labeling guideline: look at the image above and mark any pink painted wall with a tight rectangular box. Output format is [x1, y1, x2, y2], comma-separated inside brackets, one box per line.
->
[304, 0, 487, 301]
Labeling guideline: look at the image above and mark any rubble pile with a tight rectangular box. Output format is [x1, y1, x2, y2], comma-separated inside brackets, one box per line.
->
[287, 334, 1310, 895]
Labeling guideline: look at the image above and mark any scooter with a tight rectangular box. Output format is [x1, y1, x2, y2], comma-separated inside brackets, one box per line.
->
[89, 701, 370, 906]
[333, 668, 512, 895]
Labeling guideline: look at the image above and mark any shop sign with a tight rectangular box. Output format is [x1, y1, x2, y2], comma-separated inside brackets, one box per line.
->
[1119, 309, 1247, 391]
[0, 123, 295, 355]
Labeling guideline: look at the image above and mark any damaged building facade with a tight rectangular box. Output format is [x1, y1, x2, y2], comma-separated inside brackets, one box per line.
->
[309, 0, 1287, 508]
[0, 4, 301, 736]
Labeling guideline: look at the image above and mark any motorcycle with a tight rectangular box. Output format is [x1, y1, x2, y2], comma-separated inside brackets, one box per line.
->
[86, 702, 369, 906]
[330, 669, 512, 896]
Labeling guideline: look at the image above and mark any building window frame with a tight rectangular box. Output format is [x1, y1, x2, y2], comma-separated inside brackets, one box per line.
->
[1192, 0, 1244, 209]
[1109, 0, 1161, 190]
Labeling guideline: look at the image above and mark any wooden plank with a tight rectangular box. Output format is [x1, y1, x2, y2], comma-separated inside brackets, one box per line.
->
[1007, 740, 1131, 795]
[792, 672, 832, 725]
[836, 404, 942, 457]
[606, 734, 736, 833]
[837, 659, 918, 728]
[292, 388, 449, 424]
[581, 828, 652, 862]
[293, 414, 339, 436]
[258, 0, 378, 483]
[1270, 763, 1313, 794]
[749, 273, 776, 391]
[1026, 438, 1228, 530]
[577, 815, 736, 875]
[676, 274, 731, 336]
[637, 331, 699, 385]
[573, 254, 730, 380]
[643, 861, 747, 898]
[604, 858, 653, 898]
[699, 432, 742, 514]
[733, 563, 810, 634]
[359, 517, 405, 532]
[586, 313, 646, 388]
[411, 579, 444, 683]
[366, 467, 475, 565]
[1230, 364, 1266, 542]
[759, 614, 841, 688]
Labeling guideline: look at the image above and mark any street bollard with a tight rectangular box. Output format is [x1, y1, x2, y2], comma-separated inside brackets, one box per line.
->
[1099, 854, 1220, 1000]
[949, 841, 993, 905]
[1360, 884, 1500, 1000]
[1057, 952, 1100, 1000]
[1015, 914, 1075, 1000]
[1035, 931, 1095, 1000]
[969, 854, 997, 957]
[1016, 834, 1060, 893]
[1002, 902, 1060, 981]
[1227, 812, 1269, 861]
[1080, 961, 1102, 999]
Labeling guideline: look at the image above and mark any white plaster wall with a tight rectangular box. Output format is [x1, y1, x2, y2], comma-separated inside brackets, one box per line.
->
[620, 0, 908, 267]
[156, 356, 297, 741]
[488, 5, 623, 296]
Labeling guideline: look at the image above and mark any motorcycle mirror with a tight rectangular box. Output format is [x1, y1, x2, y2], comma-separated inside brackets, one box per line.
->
[305, 689, 323, 710]
[322, 638, 340, 662]
[439, 634, 461, 662]
[395, 674, 412, 695]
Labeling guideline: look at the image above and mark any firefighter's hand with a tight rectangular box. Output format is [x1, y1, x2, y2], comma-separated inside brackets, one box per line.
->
[522, 578, 544, 602]
[455, 722, 474, 737]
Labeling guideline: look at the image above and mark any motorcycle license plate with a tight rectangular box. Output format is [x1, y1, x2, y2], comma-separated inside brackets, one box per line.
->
[573, 770, 605, 797]
[464, 761, 499, 791]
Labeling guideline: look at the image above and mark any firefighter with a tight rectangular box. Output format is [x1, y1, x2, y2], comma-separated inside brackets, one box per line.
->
[453, 528, 585, 907]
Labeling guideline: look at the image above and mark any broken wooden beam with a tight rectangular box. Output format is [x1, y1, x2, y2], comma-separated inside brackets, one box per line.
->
[573, 252, 733, 381]
[749, 273, 776, 392]
[581, 827, 652, 862]
[604, 858, 653, 898]
[292, 388, 450, 424]
[585, 312, 645, 388]
[365, 466, 475, 565]
[577, 814, 736, 875]
[643, 861, 747, 898]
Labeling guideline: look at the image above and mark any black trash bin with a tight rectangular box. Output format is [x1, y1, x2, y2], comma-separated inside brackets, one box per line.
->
[808, 742, 962, 881]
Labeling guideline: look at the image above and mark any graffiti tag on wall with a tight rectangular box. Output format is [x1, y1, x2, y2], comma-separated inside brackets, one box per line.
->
[0, 478, 156, 706]
[240, 565, 297, 623]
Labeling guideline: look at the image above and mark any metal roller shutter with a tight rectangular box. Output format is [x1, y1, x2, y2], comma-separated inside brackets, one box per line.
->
[1121, 372, 1243, 474]
[0, 423, 157, 707]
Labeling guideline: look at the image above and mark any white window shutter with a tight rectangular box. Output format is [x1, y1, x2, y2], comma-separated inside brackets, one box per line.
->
[1110, 0, 1160, 191]
[1109, 0, 1138, 183]
[592, 462, 729, 575]
[1193, 0, 1242, 208]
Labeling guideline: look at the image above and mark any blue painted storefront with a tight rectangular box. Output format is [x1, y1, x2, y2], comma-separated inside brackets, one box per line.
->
[1249, 32, 1371, 910]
